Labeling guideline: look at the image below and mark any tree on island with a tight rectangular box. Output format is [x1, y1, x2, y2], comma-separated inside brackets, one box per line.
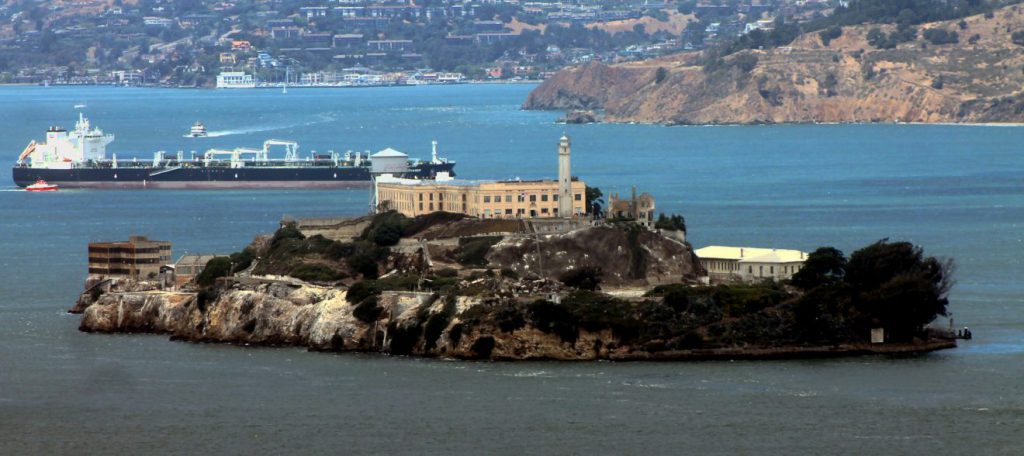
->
[792, 239, 953, 343]
[586, 186, 605, 218]
[791, 246, 847, 289]
[654, 213, 687, 233]
[195, 257, 232, 287]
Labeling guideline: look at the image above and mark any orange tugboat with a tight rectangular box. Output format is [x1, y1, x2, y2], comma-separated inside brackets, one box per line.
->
[25, 179, 58, 192]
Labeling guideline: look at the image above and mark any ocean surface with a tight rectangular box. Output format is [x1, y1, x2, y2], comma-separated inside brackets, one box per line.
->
[1, 85, 1022, 454]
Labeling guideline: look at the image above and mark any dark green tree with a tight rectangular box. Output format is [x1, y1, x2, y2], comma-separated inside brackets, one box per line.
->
[791, 247, 847, 290]
[585, 186, 604, 217]
[654, 213, 687, 232]
[195, 257, 231, 287]
[845, 240, 954, 341]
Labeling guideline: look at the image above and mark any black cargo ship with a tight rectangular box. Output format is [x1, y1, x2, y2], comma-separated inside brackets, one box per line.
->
[12, 114, 455, 189]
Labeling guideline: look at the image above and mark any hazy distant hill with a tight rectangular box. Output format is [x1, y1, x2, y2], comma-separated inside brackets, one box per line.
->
[524, 4, 1024, 125]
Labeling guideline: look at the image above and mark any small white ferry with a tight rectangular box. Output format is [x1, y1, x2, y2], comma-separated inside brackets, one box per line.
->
[188, 121, 208, 138]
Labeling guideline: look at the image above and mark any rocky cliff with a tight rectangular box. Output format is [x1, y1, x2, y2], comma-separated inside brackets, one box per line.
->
[76, 280, 641, 360]
[76, 279, 954, 360]
[524, 5, 1024, 125]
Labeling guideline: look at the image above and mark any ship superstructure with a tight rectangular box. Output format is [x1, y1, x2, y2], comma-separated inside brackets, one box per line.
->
[13, 113, 455, 188]
[18, 113, 114, 170]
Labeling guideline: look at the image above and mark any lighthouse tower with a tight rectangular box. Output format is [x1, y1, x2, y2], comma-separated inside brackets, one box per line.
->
[558, 134, 572, 218]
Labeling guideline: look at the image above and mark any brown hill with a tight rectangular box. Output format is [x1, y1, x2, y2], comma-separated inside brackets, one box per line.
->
[524, 5, 1024, 125]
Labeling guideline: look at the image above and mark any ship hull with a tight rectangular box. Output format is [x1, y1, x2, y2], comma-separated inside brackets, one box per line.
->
[12, 163, 454, 189]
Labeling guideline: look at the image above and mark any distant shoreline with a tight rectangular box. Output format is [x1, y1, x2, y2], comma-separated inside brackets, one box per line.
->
[0, 80, 541, 90]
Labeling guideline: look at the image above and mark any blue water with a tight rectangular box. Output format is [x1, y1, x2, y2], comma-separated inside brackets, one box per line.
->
[1, 85, 1023, 454]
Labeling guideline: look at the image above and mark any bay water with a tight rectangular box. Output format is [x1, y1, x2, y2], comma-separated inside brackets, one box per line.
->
[0, 85, 1022, 454]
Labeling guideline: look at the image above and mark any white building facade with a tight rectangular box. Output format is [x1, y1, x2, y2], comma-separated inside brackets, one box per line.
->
[696, 246, 808, 283]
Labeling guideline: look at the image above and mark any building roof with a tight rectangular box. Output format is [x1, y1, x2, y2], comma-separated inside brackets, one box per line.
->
[376, 175, 584, 188]
[175, 254, 220, 266]
[372, 147, 408, 158]
[695, 246, 807, 263]
[377, 174, 486, 187]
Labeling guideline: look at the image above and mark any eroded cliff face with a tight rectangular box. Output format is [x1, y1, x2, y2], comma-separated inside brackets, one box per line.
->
[524, 5, 1024, 125]
[76, 281, 627, 360]
[76, 279, 956, 361]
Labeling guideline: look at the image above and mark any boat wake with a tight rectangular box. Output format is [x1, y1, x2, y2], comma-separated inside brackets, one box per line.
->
[200, 114, 337, 138]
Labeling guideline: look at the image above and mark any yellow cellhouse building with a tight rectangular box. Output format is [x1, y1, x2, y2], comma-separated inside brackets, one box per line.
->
[375, 135, 588, 219]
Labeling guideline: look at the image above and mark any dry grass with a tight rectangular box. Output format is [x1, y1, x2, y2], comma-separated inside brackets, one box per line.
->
[586, 11, 695, 35]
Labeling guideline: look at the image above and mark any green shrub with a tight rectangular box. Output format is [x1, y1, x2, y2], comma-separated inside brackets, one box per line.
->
[196, 257, 231, 287]
[362, 211, 410, 247]
[425, 275, 459, 292]
[819, 25, 842, 46]
[271, 221, 304, 247]
[346, 281, 382, 304]
[289, 263, 345, 282]
[527, 300, 579, 344]
[712, 284, 785, 317]
[1012, 31, 1024, 46]
[654, 213, 687, 232]
[660, 285, 692, 313]
[375, 274, 421, 291]
[495, 302, 526, 333]
[733, 53, 758, 74]
[456, 236, 502, 267]
[564, 291, 641, 343]
[655, 67, 668, 84]
[325, 242, 357, 260]
[435, 267, 458, 278]
[372, 223, 404, 246]
[347, 252, 379, 279]
[229, 246, 257, 273]
[923, 28, 958, 45]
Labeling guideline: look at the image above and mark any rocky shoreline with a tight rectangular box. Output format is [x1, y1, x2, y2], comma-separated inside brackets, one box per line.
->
[72, 284, 955, 361]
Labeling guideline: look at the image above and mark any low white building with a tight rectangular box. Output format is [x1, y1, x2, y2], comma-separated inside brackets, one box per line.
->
[216, 71, 256, 88]
[695, 246, 808, 283]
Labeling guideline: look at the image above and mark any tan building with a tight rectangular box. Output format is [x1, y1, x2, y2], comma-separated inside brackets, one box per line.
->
[376, 135, 587, 219]
[88, 235, 172, 279]
[377, 176, 587, 219]
[607, 187, 656, 227]
[695, 246, 807, 283]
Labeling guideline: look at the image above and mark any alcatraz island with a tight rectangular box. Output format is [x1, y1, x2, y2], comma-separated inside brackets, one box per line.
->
[72, 136, 962, 361]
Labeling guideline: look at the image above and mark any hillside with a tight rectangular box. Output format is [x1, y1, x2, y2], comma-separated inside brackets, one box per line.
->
[524, 5, 1024, 124]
